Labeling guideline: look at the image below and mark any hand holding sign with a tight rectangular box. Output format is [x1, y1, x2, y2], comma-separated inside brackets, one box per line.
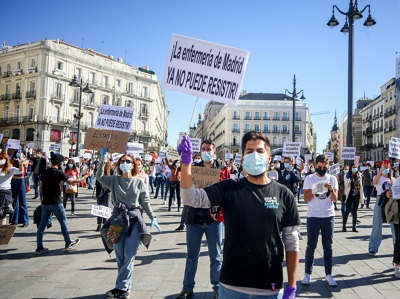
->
[178, 136, 192, 164]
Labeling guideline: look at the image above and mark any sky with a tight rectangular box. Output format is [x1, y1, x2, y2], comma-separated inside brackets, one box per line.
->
[2, 0, 400, 153]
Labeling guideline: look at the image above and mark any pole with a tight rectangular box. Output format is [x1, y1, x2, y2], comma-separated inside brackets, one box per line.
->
[292, 75, 297, 142]
[347, 17, 354, 147]
[75, 80, 82, 157]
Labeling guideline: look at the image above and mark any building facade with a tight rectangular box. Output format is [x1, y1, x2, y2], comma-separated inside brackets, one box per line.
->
[0, 39, 168, 156]
[325, 111, 341, 162]
[192, 92, 315, 159]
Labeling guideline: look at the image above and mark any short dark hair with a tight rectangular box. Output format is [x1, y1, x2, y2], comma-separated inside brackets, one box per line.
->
[284, 156, 293, 162]
[315, 154, 329, 164]
[241, 131, 270, 154]
[201, 140, 215, 148]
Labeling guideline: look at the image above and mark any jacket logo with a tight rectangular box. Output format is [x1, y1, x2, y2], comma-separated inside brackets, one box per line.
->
[264, 197, 279, 209]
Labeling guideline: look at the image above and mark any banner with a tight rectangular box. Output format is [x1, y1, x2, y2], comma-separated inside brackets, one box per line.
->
[26, 142, 34, 149]
[273, 155, 282, 161]
[329, 163, 341, 176]
[324, 152, 334, 162]
[83, 128, 130, 154]
[283, 142, 302, 157]
[189, 138, 201, 152]
[234, 153, 242, 164]
[341, 147, 356, 160]
[126, 142, 144, 152]
[94, 105, 135, 133]
[389, 137, 400, 159]
[49, 144, 60, 151]
[159, 150, 167, 159]
[6, 139, 20, 150]
[191, 166, 220, 188]
[225, 153, 233, 161]
[162, 34, 250, 106]
[166, 148, 180, 161]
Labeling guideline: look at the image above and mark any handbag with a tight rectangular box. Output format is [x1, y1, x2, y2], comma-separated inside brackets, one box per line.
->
[107, 223, 124, 244]
[65, 183, 78, 194]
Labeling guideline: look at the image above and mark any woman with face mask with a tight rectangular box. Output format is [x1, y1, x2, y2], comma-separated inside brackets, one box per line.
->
[62, 159, 80, 216]
[0, 153, 25, 225]
[96, 150, 161, 299]
[342, 164, 364, 232]
[165, 159, 182, 212]
[368, 160, 396, 256]
[338, 165, 349, 218]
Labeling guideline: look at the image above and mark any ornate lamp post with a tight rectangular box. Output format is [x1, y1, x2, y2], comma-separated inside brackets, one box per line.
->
[284, 75, 305, 142]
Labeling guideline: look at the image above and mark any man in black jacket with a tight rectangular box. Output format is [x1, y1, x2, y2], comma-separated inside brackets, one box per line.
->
[31, 151, 47, 199]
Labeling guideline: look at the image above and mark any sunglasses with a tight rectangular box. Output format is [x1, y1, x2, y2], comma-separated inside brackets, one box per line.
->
[120, 160, 133, 164]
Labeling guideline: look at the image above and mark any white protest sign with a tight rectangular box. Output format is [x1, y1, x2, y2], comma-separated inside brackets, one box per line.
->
[305, 154, 312, 164]
[6, 139, 20, 150]
[392, 186, 400, 200]
[166, 148, 180, 161]
[94, 105, 135, 133]
[389, 137, 400, 159]
[155, 158, 162, 164]
[283, 142, 302, 157]
[159, 150, 166, 159]
[163, 34, 250, 106]
[189, 138, 201, 152]
[324, 152, 334, 162]
[394, 162, 399, 168]
[267, 171, 278, 180]
[126, 142, 144, 152]
[71, 157, 80, 164]
[341, 147, 356, 160]
[91, 204, 112, 219]
[273, 155, 282, 161]
[0, 133, 3, 143]
[329, 163, 341, 176]
[145, 154, 153, 161]
[49, 144, 60, 151]
[360, 166, 368, 171]
[366, 160, 374, 167]
[234, 153, 242, 164]
[26, 142, 35, 149]
[296, 157, 303, 166]
[225, 153, 233, 161]
[83, 153, 92, 159]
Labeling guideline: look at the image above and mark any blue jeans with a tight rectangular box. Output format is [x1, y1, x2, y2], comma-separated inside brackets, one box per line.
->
[154, 177, 165, 198]
[183, 221, 223, 292]
[10, 178, 29, 225]
[164, 178, 170, 201]
[363, 185, 373, 207]
[86, 174, 93, 189]
[37, 204, 71, 248]
[149, 176, 155, 193]
[32, 174, 40, 197]
[368, 195, 396, 253]
[219, 284, 283, 299]
[114, 222, 141, 291]
[305, 217, 334, 275]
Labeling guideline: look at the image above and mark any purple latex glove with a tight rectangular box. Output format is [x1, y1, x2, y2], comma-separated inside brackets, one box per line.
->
[177, 135, 192, 164]
[282, 286, 296, 299]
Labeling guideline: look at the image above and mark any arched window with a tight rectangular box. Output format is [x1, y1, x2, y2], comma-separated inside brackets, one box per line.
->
[26, 128, 35, 141]
[273, 137, 278, 146]
[233, 137, 237, 146]
[87, 112, 94, 128]
[12, 128, 20, 139]
[28, 105, 35, 119]
[295, 137, 300, 142]
[15, 105, 20, 120]
[282, 137, 287, 144]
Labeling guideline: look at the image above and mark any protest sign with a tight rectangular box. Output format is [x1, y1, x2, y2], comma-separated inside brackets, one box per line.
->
[360, 166, 368, 171]
[0, 133, 3, 143]
[234, 153, 242, 164]
[324, 152, 334, 162]
[0, 225, 17, 245]
[191, 166, 220, 188]
[273, 155, 282, 161]
[225, 153, 233, 161]
[71, 157, 80, 164]
[26, 142, 34, 149]
[189, 138, 201, 152]
[159, 150, 167, 159]
[163, 34, 250, 106]
[94, 105, 135, 133]
[145, 154, 153, 161]
[366, 160, 374, 167]
[91, 204, 112, 219]
[49, 144, 60, 151]
[267, 171, 278, 180]
[354, 156, 360, 165]
[392, 186, 400, 200]
[304, 154, 312, 164]
[389, 137, 400, 159]
[329, 163, 341, 176]
[283, 142, 302, 157]
[126, 142, 144, 153]
[166, 148, 180, 161]
[83, 152, 92, 159]
[6, 139, 20, 150]
[83, 128, 130, 153]
[341, 147, 356, 160]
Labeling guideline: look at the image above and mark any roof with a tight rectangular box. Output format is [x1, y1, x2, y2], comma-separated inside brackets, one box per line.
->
[239, 93, 298, 101]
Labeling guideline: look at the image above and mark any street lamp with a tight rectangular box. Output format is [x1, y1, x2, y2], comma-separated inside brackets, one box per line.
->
[285, 75, 305, 142]
[327, 0, 376, 147]
[69, 75, 93, 157]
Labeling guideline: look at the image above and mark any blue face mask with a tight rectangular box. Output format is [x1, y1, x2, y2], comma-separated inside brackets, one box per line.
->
[382, 169, 389, 175]
[119, 162, 133, 173]
[68, 164, 73, 168]
[243, 152, 267, 176]
[16, 153, 20, 158]
[284, 163, 291, 169]
[201, 151, 213, 163]
[352, 168, 358, 173]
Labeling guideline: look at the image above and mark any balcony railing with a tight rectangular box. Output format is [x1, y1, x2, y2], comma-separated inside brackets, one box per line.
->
[27, 66, 38, 73]
[0, 94, 12, 101]
[263, 116, 270, 120]
[232, 129, 240, 133]
[12, 92, 22, 100]
[272, 129, 280, 133]
[3, 71, 12, 77]
[254, 116, 261, 120]
[243, 129, 251, 133]
[262, 129, 270, 133]
[26, 90, 36, 99]
[232, 116, 240, 120]
[295, 117, 302, 121]
[51, 92, 65, 101]
[282, 117, 289, 121]
[295, 131, 302, 134]
[244, 116, 251, 120]
[273, 117, 280, 121]
[282, 130, 290, 134]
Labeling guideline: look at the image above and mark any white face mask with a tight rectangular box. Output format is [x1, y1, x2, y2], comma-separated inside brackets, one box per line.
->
[0, 159, 6, 166]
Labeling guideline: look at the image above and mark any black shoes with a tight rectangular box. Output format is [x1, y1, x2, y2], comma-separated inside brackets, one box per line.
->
[106, 288, 130, 299]
[65, 239, 80, 249]
[35, 247, 49, 255]
[176, 290, 194, 299]
[96, 224, 102, 231]
[175, 225, 185, 231]
[20, 223, 28, 228]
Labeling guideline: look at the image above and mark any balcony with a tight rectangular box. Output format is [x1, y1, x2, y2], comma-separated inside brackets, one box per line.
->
[262, 129, 270, 133]
[295, 131, 302, 134]
[232, 129, 240, 133]
[282, 117, 289, 121]
[51, 92, 65, 101]
[0, 94, 12, 101]
[244, 116, 252, 120]
[272, 130, 280, 133]
[12, 92, 22, 100]
[13, 69, 23, 76]
[3, 71, 12, 77]
[295, 117, 302, 121]
[254, 116, 261, 120]
[27, 66, 37, 73]
[139, 112, 150, 118]
[282, 130, 290, 134]
[263, 116, 270, 120]
[232, 116, 240, 120]
[26, 90, 36, 99]
[273, 117, 280, 121]
[70, 97, 79, 104]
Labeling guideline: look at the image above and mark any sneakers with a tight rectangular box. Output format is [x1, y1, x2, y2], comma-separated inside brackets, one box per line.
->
[301, 273, 311, 285]
[369, 251, 377, 256]
[106, 288, 130, 299]
[65, 238, 80, 249]
[325, 275, 337, 287]
[175, 225, 185, 231]
[176, 290, 194, 299]
[35, 247, 49, 255]
[395, 265, 400, 279]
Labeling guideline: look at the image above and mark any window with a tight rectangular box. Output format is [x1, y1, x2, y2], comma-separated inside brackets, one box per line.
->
[75, 68, 82, 80]
[273, 112, 279, 120]
[282, 124, 288, 133]
[142, 86, 148, 97]
[233, 123, 239, 131]
[254, 124, 260, 131]
[2, 130, 9, 137]
[3, 106, 9, 119]
[15, 105, 20, 120]
[5, 84, 10, 95]
[55, 82, 62, 97]
[52, 106, 60, 123]
[263, 124, 269, 133]
[263, 112, 269, 120]
[127, 82, 133, 94]
[273, 124, 278, 132]
[283, 112, 288, 120]
[233, 137, 237, 146]
[103, 76, 109, 88]
[89, 92, 95, 104]
[26, 128, 35, 141]
[12, 129, 20, 139]
[57, 61, 63, 70]
[30, 81, 36, 91]
[28, 105, 35, 119]
[295, 125, 300, 133]
[31, 59, 36, 67]
[245, 111, 251, 120]
[141, 103, 148, 116]
[233, 111, 239, 119]
[254, 112, 260, 120]
[17, 61, 22, 70]
[73, 109, 79, 125]
[126, 100, 132, 107]
[7, 64, 11, 72]
[102, 95, 109, 105]
[244, 124, 250, 132]
[272, 137, 278, 146]
[282, 137, 287, 144]
[87, 112, 94, 128]
[116, 79, 121, 88]
[89, 72, 95, 85]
